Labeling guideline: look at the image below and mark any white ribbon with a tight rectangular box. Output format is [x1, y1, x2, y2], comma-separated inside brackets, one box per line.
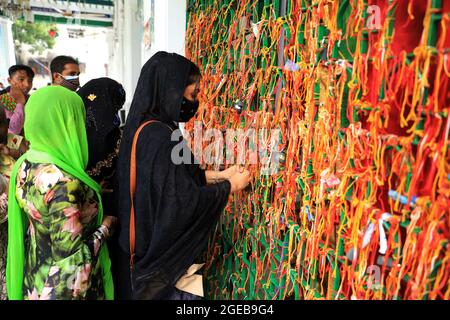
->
[362, 213, 392, 254]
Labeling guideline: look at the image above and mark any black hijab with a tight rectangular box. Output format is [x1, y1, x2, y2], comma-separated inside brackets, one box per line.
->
[78, 78, 126, 179]
[115, 52, 231, 299]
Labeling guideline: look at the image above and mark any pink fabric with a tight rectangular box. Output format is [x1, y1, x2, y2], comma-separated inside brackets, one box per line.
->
[4, 102, 24, 135]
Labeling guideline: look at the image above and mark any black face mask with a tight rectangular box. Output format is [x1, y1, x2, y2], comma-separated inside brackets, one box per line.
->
[178, 97, 199, 122]
[58, 74, 80, 91]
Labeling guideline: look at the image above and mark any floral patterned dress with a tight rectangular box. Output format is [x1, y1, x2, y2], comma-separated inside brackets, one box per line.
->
[15, 160, 108, 300]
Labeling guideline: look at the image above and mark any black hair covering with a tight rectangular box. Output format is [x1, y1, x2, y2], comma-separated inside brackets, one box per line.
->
[78, 77, 126, 175]
[114, 52, 231, 299]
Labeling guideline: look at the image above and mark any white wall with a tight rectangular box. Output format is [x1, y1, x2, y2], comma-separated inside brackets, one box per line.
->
[51, 25, 110, 86]
[144, 0, 186, 61]
[12, 24, 111, 92]
[0, 17, 16, 83]
[109, 0, 187, 115]
[109, 0, 143, 112]
[166, 0, 187, 55]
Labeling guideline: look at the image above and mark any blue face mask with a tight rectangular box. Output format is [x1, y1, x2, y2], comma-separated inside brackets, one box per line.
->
[64, 75, 79, 81]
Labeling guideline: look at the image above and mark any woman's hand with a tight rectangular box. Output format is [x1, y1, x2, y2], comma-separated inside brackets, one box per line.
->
[207, 165, 252, 192]
[102, 215, 117, 228]
[101, 215, 117, 238]
[100, 180, 113, 194]
[228, 168, 251, 193]
[0, 144, 10, 156]
[220, 165, 244, 180]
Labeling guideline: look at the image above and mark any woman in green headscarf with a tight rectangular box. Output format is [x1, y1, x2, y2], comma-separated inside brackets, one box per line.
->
[6, 86, 114, 300]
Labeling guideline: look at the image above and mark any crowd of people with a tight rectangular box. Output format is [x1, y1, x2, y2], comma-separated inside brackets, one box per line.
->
[0, 51, 251, 300]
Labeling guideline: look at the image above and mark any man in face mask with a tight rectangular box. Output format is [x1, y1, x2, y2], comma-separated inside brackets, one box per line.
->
[50, 55, 81, 91]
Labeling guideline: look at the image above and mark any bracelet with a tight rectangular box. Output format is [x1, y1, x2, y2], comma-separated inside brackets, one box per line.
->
[98, 224, 110, 239]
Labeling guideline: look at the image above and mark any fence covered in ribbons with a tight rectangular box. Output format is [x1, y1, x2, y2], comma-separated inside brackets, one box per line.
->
[185, 0, 450, 300]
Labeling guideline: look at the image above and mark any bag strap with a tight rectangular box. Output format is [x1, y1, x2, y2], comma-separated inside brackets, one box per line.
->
[129, 120, 158, 269]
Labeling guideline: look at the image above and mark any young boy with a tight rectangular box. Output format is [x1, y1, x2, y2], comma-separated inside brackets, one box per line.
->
[0, 65, 34, 135]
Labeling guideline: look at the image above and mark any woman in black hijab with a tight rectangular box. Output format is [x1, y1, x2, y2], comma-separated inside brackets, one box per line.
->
[78, 77, 126, 215]
[115, 52, 251, 300]
[78, 78, 126, 288]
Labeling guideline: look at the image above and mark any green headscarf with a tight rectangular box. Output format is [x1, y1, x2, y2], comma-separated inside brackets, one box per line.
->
[6, 86, 114, 300]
